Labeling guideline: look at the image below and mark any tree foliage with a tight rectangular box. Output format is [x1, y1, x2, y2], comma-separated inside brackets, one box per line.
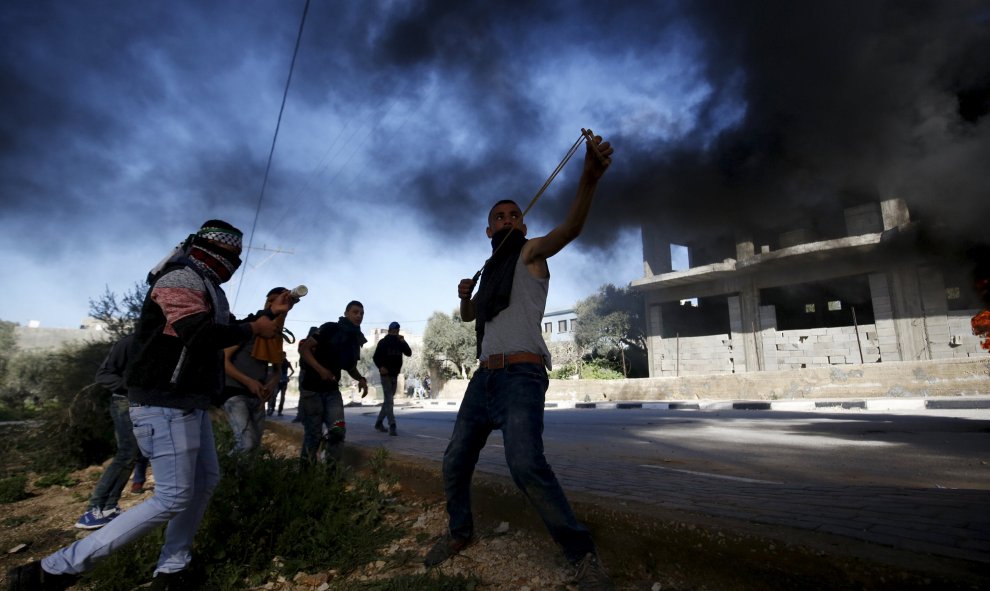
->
[422, 310, 476, 380]
[88, 282, 147, 340]
[574, 284, 648, 377]
[545, 339, 585, 379]
[0, 321, 16, 403]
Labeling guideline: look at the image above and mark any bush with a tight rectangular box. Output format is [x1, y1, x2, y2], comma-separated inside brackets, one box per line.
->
[86, 431, 401, 590]
[25, 383, 115, 472]
[579, 359, 624, 380]
[0, 474, 28, 504]
[548, 363, 580, 380]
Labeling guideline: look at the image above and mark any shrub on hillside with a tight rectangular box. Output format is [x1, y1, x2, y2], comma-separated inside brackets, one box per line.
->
[85, 440, 401, 590]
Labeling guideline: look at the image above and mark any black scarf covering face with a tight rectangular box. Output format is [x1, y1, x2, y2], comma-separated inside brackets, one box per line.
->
[473, 228, 527, 358]
[188, 236, 241, 282]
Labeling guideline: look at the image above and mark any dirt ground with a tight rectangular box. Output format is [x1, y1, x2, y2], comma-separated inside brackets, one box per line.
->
[1, 429, 677, 591]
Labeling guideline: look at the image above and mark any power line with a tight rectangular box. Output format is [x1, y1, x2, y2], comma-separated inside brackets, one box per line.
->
[233, 0, 310, 309]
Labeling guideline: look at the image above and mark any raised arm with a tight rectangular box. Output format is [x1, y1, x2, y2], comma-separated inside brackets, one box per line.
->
[523, 131, 613, 264]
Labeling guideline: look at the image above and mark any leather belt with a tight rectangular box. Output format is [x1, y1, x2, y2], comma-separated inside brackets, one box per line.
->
[479, 352, 544, 370]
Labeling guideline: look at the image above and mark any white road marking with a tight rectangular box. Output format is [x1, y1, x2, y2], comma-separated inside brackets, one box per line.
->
[639, 464, 782, 484]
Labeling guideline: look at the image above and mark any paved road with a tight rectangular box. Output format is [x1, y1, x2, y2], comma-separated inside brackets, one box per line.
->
[271, 397, 990, 567]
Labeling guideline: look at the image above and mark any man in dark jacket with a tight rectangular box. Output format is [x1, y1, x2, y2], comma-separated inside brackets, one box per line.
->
[73, 333, 150, 530]
[8, 220, 288, 591]
[372, 321, 412, 435]
[297, 300, 369, 463]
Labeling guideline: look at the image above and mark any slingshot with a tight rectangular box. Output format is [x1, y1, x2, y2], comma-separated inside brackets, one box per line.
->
[468, 128, 607, 286]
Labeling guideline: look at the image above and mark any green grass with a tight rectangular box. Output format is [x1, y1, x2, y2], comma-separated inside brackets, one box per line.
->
[34, 470, 78, 488]
[3, 415, 475, 590]
[85, 423, 404, 590]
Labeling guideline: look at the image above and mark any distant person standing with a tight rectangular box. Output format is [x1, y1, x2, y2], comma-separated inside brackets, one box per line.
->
[268, 352, 294, 417]
[372, 321, 412, 436]
[73, 334, 150, 530]
[297, 301, 369, 463]
[423, 374, 432, 399]
[222, 287, 297, 454]
[7, 220, 289, 590]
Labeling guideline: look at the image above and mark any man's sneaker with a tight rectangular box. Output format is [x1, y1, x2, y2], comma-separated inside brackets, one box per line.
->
[6, 560, 79, 591]
[374, 422, 387, 432]
[74, 507, 117, 530]
[573, 553, 614, 591]
[389, 424, 397, 436]
[423, 533, 473, 567]
[130, 481, 145, 494]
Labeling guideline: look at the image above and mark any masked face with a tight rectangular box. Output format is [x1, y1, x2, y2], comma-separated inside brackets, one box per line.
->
[210, 241, 242, 272]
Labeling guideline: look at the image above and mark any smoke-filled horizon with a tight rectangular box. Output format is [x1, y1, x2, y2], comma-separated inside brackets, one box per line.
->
[1, 1, 987, 331]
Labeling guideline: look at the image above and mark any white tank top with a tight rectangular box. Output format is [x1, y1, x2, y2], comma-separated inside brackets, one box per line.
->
[479, 257, 552, 369]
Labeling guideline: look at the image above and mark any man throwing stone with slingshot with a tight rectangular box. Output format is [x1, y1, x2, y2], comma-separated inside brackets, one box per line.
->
[424, 129, 615, 591]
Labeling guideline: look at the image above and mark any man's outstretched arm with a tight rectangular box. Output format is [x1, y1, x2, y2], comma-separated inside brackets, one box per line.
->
[523, 132, 613, 264]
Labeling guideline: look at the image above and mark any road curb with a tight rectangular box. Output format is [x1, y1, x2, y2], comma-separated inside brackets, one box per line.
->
[478, 396, 990, 412]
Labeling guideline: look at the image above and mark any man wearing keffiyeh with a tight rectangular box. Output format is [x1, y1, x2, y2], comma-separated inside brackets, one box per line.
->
[424, 132, 617, 591]
[8, 220, 291, 591]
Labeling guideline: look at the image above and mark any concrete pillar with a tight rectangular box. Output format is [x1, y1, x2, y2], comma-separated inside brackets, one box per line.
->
[881, 198, 910, 230]
[886, 265, 932, 361]
[735, 236, 755, 261]
[918, 266, 950, 358]
[641, 223, 672, 277]
[645, 299, 665, 377]
[869, 272, 901, 361]
[737, 282, 762, 372]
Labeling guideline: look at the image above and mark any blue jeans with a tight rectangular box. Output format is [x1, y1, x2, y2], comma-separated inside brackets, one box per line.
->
[223, 394, 266, 453]
[43, 407, 220, 576]
[299, 388, 345, 462]
[86, 395, 139, 510]
[442, 364, 595, 563]
[376, 375, 397, 426]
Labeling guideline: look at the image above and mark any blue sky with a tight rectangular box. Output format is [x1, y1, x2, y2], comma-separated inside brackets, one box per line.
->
[1, 1, 987, 339]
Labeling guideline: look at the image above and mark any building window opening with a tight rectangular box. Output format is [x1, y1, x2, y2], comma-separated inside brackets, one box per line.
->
[670, 244, 690, 271]
[761, 275, 874, 331]
[570, 319, 577, 331]
[558, 320, 568, 333]
[943, 267, 983, 312]
[544, 322, 552, 333]
[660, 295, 730, 338]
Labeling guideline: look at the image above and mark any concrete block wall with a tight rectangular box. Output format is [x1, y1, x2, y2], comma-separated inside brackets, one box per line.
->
[947, 311, 988, 358]
[652, 334, 736, 376]
[761, 325, 881, 370]
[436, 357, 990, 402]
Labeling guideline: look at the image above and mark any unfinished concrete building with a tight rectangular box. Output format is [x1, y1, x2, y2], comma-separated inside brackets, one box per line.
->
[631, 198, 987, 377]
